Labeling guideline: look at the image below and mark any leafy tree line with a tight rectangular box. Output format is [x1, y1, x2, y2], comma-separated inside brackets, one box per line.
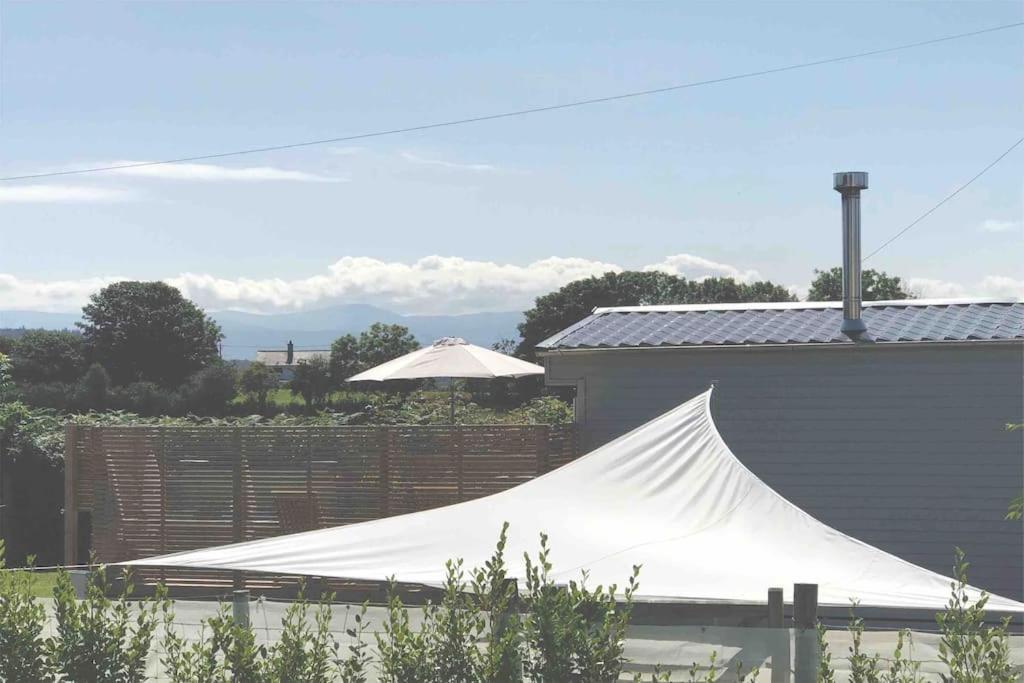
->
[2, 266, 914, 412]
[3, 281, 229, 416]
[281, 322, 422, 411]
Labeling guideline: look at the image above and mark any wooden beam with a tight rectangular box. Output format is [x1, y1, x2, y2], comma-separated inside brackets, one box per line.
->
[768, 587, 790, 683]
[793, 583, 818, 683]
[63, 423, 79, 566]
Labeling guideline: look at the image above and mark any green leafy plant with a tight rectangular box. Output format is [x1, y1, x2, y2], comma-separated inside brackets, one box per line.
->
[470, 522, 523, 682]
[337, 603, 371, 683]
[424, 559, 484, 683]
[266, 584, 338, 683]
[375, 581, 431, 683]
[936, 548, 1015, 683]
[0, 545, 53, 683]
[520, 531, 640, 682]
[47, 565, 161, 683]
[847, 602, 881, 683]
[817, 621, 836, 683]
[882, 629, 922, 683]
[161, 600, 232, 683]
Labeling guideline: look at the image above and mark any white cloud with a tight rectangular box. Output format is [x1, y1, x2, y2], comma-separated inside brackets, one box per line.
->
[643, 253, 761, 283]
[0, 256, 624, 315]
[0, 184, 135, 203]
[905, 278, 968, 299]
[400, 152, 498, 173]
[907, 275, 1024, 300]
[7, 254, 1018, 316]
[978, 219, 1021, 234]
[976, 275, 1024, 299]
[0, 274, 124, 310]
[167, 255, 620, 314]
[106, 161, 346, 183]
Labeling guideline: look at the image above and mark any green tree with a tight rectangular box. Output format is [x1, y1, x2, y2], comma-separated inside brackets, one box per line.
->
[289, 357, 332, 411]
[357, 323, 419, 369]
[181, 364, 236, 416]
[74, 363, 110, 411]
[807, 267, 914, 302]
[239, 362, 277, 412]
[491, 338, 518, 355]
[516, 271, 794, 359]
[0, 352, 14, 403]
[78, 281, 222, 388]
[9, 330, 85, 385]
[329, 333, 361, 384]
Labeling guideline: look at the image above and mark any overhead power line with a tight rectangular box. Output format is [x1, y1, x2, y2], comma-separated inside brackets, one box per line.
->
[1, 21, 1021, 183]
[863, 135, 1024, 262]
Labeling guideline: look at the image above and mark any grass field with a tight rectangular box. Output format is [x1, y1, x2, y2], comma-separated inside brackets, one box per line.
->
[231, 388, 381, 407]
[11, 570, 61, 598]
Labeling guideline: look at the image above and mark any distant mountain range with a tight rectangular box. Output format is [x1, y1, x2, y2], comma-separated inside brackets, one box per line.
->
[0, 305, 523, 359]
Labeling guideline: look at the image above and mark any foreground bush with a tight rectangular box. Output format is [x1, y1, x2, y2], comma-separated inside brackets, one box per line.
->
[0, 538, 1018, 682]
[815, 548, 1016, 683]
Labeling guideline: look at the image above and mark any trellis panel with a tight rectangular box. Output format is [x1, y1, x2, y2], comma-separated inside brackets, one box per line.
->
[66, 423, 579, 588]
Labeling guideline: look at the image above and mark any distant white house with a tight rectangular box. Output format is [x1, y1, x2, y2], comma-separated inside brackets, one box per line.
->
[255, 341, 330, 380]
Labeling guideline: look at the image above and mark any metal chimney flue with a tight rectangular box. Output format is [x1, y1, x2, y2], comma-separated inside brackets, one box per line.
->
[833, 171, 869, 336]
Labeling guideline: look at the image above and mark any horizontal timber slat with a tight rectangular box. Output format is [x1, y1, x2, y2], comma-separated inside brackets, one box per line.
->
[67, 424, 578, 589]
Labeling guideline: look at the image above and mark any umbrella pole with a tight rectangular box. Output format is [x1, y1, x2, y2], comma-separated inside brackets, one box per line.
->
[449, 378, 456, 424]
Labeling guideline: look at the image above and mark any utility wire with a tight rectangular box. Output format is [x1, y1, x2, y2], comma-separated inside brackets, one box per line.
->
[863, 135, 1024, 262]
[1, 21, 1021, 183]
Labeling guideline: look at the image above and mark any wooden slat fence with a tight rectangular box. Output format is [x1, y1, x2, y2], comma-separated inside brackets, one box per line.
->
[65, 424, 578, 588]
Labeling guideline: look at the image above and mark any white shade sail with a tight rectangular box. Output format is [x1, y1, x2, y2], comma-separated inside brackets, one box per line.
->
[345, 337, 543, 382]
[127, 389, 1024, 612]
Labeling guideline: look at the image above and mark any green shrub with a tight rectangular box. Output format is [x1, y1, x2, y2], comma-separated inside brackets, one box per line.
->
[337, 603, 371, 683]
[520, 531, 639, 682]
[161, 601, 235, 682]
[1, 536, 1017, 682]
[0, 544, 52, 683]
[847, 602, 881, 683]
[74, 362, 111, 411]
[266, 585, 339, 683]
[182, 364, 237, 416]
[376, 584, 432, 682]
[936, 548, 1015, 683]
[48, 566, 161, 683]
[110, 381, 179, 416]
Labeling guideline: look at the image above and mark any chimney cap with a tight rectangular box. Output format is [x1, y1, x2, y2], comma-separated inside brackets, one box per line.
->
[833, 171, 869, 192]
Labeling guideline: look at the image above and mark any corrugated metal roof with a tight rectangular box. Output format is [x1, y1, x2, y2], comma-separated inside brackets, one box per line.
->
[255, 349, 330, 366]
[537, 300, 1024, 350]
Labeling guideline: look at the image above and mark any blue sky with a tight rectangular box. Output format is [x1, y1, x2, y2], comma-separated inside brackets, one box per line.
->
[0, 1, 1021, 314]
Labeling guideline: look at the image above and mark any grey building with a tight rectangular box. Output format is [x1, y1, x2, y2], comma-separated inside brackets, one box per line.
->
[255, 340, 330, 381]
[538, 299, 1024, 601]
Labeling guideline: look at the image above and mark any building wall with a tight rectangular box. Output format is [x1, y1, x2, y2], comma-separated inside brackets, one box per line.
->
[543, 342, 1024, 602]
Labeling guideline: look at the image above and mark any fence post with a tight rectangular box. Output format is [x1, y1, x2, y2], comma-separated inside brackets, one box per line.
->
[454, 426, 464, 502]
[232, 427, 244, 590]
[305, 429, 314, 500]
[536, 426, 550, 475]
[495, 577, 519, 640]
[232, 589, 250, 628]
[380, 428, 392, 518]
[64, 423, 79, 566]
[768, 587, 790, 683]
[793, 583, 818, 683]
[157, 427, 167, 585]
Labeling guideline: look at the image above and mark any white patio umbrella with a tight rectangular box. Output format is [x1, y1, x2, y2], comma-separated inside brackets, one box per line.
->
[345, 337, 544, 423]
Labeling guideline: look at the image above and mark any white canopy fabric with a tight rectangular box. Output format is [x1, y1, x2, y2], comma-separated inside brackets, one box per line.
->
[127, 389, 1024, 612]
[345, 337, 543, 381]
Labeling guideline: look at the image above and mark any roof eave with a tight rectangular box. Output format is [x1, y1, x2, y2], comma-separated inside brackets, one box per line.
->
[536, 337, 1024, 356]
